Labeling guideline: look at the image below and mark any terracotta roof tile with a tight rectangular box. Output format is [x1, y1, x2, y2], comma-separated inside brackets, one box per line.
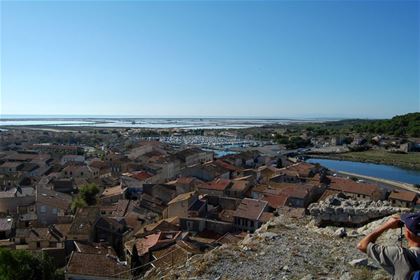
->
[66, 252, 130, 278]
[389, 190, 417, 202]
[233, 198, 267, 221]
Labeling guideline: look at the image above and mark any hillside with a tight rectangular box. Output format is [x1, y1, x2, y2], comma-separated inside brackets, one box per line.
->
[144, 209, 405, 280]
[352, 113, 420, 137]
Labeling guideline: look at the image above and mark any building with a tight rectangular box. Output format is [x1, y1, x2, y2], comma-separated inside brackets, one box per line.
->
[65, 252, 130, 280]
[52, 178, 75, 194]
[388, 190, 418, 208]
[165, 191, 198, 219]
[130, 231, 182, 273]
[0, 162, 23, 175]
[224, 179, 251, 198]
[94, 217, 128, 255]
[180, 162, 230, 182]
[328, 177, 385, 201]
[0, 187, 35, 214]
[31, 144, 84, 155]
[233, 198, 272, 232]
[68, 207, 100, 242]
[62, 165, 99, 180]
[14, 224, 69, 250]
[100, 185, 127, 204]
[179, 217, 234, 235]
[61, 155, 85, 165]
[175, 148, 213, 167]
[0, 217, 13, 239]
[36, 187, 72, 225]
[197, 179, 232, 197]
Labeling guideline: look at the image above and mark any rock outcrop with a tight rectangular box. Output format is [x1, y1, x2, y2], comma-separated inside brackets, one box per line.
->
[308, 194, 403, 227]
[145, 213, 390, 280]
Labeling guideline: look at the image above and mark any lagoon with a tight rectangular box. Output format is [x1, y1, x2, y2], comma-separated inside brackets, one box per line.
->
[307, 158, 420, 185]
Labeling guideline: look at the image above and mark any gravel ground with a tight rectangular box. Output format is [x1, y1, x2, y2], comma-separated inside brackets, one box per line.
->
[146, 214, 393, 280]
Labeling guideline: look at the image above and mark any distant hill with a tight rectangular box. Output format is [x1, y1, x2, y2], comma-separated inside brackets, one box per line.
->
[352, 112, 420, 137]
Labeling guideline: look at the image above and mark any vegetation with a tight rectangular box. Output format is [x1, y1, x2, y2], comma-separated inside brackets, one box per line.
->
[352, 113, 420, 137]
[275, 135, 312, 149]
[71, 183, 99, 211]
[0, 248, 63, 280]
[327, 150, 420, 170]
[245, 113, 420, 142]
[303, 113, 420, 137]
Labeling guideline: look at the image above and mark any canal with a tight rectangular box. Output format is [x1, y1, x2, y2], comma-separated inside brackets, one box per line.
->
[307, 158, 420, 185]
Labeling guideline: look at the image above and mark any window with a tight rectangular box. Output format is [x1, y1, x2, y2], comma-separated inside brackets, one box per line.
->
[40, 205, 47, 213]
[52, 208, 57, 214]
[186, 221, 194, 231]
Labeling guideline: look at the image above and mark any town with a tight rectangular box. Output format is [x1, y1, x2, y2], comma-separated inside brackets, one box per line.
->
[0, 123, 419, 279]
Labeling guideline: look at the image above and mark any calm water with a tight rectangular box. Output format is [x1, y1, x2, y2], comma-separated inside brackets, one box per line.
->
[0, 118, 290, 129]
[0, 116, 337, 130]
[307, 158, 420, 185]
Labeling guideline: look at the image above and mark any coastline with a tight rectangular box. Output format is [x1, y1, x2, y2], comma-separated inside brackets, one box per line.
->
[307, 153, 420, 172]
[336, 171, 419, 194]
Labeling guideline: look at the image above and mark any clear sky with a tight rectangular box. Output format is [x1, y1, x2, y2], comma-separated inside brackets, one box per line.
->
[1, 0, 419, 118]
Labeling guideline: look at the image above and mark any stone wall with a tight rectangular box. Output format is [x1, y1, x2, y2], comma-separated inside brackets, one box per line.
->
[308, 193, 402, 227]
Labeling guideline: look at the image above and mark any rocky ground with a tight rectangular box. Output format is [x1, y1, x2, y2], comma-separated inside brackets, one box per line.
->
[144, 211, 409, 280]
[308, 193, 402, 226]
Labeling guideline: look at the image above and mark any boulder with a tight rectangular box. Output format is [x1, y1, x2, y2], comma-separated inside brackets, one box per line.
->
[309, 194, 402, 227]
[349, 258, 368, 267]
[334, 227, 347, 238]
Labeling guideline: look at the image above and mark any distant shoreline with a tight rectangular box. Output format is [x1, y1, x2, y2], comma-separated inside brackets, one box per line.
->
[308, 153, 420, 172]
[0, 116, 341, 121]
[0, 117, 335, 130]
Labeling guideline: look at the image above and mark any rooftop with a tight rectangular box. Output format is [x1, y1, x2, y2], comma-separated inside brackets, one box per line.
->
[37, 187, 72, 210]
[199, 179, 232, 191]
[168, 191, 196, 205]
[329, 177, 381, 197]
[389, 190, 417, 202]
[66, 252, 130, 278]
[101, 185, 126, 198]
[69, 207, 100, 236]
[0, 217, 13, 232]
[233, 198, 268, 221]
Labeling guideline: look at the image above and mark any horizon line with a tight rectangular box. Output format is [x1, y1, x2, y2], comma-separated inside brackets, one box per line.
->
[0, 113, 389, 121]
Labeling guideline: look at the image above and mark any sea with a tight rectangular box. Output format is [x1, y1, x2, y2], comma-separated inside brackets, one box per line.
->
[0, 115, 335, 130]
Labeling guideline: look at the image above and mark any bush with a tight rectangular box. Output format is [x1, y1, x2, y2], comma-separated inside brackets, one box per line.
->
[71, 183, 99, 212]
[0, 249, 60, 280]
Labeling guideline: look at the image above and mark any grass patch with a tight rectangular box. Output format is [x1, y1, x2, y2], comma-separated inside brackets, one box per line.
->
[351, 267, 386, 280]
[332, 150, 420, 170]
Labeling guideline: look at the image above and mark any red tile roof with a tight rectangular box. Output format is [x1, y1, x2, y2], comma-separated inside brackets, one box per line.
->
[389, 190, 417, 202]
[199, 179, 232, 191]
[230, 180, 249, 192]
[66, 252, 130, 278]
[329, 177, 380, 197]
[214, 160, 242, 172]
[135, 231, 181, 256]
[233, 198, 267, 221]
[283, 162, 317, 177]
[262, 194, 288, 208]
[280, 186, 312, 199]
[130, 171, 153, 181]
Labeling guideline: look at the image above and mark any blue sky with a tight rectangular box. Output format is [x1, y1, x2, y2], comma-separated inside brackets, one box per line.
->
[1, 0, 419, 118]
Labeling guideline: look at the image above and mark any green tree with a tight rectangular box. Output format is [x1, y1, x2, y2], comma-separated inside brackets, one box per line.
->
[71, 183, 99, 212]
[79, 183, 99, 205]
[71, 195, 87, 212]
[0, 248, 59, 280]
